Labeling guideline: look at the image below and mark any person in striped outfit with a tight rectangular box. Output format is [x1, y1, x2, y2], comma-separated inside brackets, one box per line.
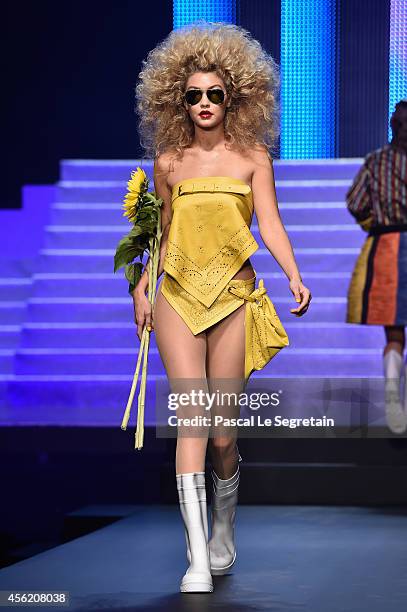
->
[346, 99, 407, 434]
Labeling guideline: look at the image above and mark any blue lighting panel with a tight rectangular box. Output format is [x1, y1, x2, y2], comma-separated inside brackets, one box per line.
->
[281, 0, 337, 159]
[388, 0, 407, 141]
[174, 0, 236, 28]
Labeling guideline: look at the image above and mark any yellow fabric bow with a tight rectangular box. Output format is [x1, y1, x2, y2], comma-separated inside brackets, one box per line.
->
[228, 278, 290, 382]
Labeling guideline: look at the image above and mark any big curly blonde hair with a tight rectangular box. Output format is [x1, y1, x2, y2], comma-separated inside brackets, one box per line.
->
[135, 20, 280, 163]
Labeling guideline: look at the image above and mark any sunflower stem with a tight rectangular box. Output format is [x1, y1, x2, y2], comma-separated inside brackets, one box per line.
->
[117, 168, 163, 450]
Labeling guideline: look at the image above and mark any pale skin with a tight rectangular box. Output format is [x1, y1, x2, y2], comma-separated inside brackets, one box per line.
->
[132, 71, 312, 477]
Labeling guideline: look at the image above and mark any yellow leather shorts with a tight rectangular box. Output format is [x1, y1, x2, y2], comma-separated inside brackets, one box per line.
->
[159, 271, 289, 382]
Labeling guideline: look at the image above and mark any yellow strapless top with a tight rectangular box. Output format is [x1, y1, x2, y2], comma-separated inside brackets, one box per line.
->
[163, 176, 259, 308]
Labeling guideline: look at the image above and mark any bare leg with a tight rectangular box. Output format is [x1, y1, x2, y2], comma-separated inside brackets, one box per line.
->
[206, 299, 247, 479]
[205, 263, 254, 478]
[384, 325, 405, 356]
[154, 279, 209, 474]
[205, 291, 248, 575]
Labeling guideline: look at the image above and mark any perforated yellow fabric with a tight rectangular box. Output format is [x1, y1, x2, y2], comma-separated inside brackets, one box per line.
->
[228, 279, 290, 381]
[163, 176, 259, 308]
[160, 176, 290, 381]
[161, 270, 256, 336]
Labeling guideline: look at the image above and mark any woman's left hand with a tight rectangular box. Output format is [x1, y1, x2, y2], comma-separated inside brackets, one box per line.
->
[289, 279, 312, 316]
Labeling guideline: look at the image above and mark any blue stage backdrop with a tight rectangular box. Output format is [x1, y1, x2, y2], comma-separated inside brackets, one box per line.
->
[3, 0, 399, 207]
[388, 0, 407, 141]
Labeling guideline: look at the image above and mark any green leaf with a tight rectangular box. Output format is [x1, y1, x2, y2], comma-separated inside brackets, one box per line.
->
[128, 225, 144, 238]
[125, 262, 143, 289]
[114, 237, 144, 272]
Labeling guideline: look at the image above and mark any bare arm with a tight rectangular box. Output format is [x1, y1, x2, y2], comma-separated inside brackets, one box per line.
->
[130, 153, 173, 337]
[131, 155, 173, 298]
[251, 146, 311, 316]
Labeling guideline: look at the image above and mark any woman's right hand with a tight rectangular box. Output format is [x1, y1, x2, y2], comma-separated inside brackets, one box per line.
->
[133, 288, 153, 341]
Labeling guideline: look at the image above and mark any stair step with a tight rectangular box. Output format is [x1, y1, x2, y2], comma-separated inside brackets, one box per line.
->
[60, 158, 364, 181]
[3, 374, 390, 428]
[0, 302, 27, 324]
[33, 249, 361, 273]
[0, 326, 22, 348]
[50, 203, 354, 226]
[13, 348, 385, 376]
[28, 273, 353, 299]
[19, 323, 383, 349]
[24, 300, 348, 323]
[0, 351, 14, 374]
[55, 181, 353, 203]
[42, 224, 365, 249]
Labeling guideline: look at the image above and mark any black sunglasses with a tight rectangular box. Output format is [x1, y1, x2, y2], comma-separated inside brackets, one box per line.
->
[184, 88, 226, 106]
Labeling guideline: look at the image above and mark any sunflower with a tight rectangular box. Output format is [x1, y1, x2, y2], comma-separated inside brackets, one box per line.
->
[114, 167, 163, 449]
[122, 167, 147, 223]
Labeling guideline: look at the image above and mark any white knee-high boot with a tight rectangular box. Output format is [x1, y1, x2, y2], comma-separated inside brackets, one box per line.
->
[208, 458, 241, 575]
[185, 450, 242, 575]
[383, 348, 407, 434]
[176, 471, 213, 593]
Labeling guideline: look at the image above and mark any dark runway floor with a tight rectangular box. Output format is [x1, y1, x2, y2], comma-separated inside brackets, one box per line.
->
[0, 505, 406, 611]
